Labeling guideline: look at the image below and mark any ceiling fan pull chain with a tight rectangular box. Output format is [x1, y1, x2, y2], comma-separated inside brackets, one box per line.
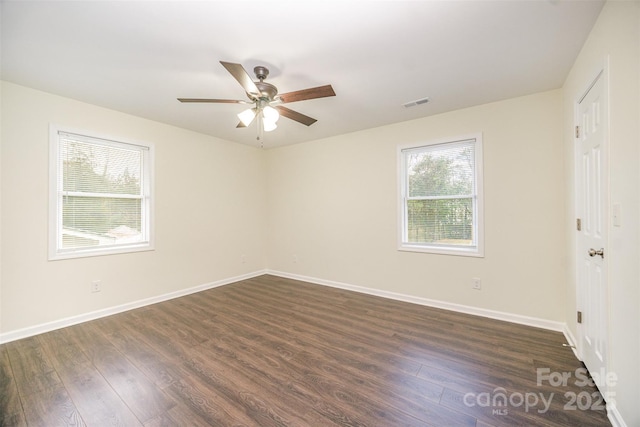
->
[257, 114, 264, 147]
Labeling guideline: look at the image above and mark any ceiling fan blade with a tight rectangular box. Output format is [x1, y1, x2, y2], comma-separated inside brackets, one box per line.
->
[220, 61, 261, 98]
[177, 98, 246, 103]
[236, 121, 247, 128]
[275, 106, 317, 126]
[278, 85, 336, 104]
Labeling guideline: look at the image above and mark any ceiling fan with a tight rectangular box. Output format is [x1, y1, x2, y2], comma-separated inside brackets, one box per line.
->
[178, 61, 336, 141]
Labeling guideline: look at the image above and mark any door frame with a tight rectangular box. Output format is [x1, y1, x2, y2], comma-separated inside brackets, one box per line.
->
[573, 61, 610, 394]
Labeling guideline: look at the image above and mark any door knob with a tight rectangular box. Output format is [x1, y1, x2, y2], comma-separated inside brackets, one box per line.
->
[588, 248, 605, 259]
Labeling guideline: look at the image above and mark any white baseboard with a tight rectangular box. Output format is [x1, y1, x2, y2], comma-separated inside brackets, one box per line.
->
[1, 269, 566, 341]
[607, 403, 627, 427]
[562, 324, 580, 359]
[0, 269, 267, 344]
[267, 270, 566, 332]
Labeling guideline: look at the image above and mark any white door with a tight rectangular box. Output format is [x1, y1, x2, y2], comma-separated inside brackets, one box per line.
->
[576, 71, 608, 393]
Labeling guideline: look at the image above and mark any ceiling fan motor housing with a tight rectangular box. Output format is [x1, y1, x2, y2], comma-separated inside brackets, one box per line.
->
[255, 81, 277, 100]
[252, 66, 277, 100]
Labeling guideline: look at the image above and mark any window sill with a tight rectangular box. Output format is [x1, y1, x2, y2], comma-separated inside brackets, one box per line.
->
[398, 243, 484, 258]
[49, 243, 154, 261]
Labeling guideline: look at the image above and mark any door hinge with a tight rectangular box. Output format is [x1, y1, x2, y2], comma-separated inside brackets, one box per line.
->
[577, 311, 583, 324]
[575, 125, 580, 138]
[576, 218, 581, 231]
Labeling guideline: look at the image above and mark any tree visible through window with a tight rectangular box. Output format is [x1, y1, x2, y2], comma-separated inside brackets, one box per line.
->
[399, 136, 483, 256]
[50, 129, 153, 259]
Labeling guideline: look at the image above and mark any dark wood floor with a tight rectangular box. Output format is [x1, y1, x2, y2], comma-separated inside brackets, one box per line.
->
[0, 275, 611, 426]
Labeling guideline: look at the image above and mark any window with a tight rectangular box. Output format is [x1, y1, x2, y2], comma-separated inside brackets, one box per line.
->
[49, 126, 153, 260]
[399, 134, 483, 256]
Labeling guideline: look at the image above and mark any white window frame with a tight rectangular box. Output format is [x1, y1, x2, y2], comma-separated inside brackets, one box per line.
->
[398, 133, 484, 257]
[49, 125, 154, 260]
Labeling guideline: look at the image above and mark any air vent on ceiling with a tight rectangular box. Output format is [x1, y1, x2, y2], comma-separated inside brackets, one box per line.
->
[403, 97, 430, 108]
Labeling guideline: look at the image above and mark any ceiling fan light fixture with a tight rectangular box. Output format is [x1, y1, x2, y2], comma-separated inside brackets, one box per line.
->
[262, 105, 280, 123]
[238, 108, 256, 126]
[263, 118, 278, 132]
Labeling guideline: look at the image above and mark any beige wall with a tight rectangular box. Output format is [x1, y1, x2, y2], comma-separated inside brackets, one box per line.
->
[0, 81, 267, 333]
[563, 2, 640, 425]
[267, 89, 565, 321]
[1, 82, 568, 334]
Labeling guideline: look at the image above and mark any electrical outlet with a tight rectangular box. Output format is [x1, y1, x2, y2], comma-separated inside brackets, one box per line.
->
[472, 278, 482, 290]
[91, 280, 102, 293]
[293, 254, 298, 263]
[241, 254, 246, 264]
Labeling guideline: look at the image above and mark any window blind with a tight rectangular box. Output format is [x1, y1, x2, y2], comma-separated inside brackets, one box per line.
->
[55, 131, 149, 252]
[403, 139, 477, 247]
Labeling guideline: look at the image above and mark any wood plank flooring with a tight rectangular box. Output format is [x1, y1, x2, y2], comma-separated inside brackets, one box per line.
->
[0, 275, 611, 426]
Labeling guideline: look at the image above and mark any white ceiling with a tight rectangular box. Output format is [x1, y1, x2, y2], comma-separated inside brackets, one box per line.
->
[1, 1, 604, 148]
